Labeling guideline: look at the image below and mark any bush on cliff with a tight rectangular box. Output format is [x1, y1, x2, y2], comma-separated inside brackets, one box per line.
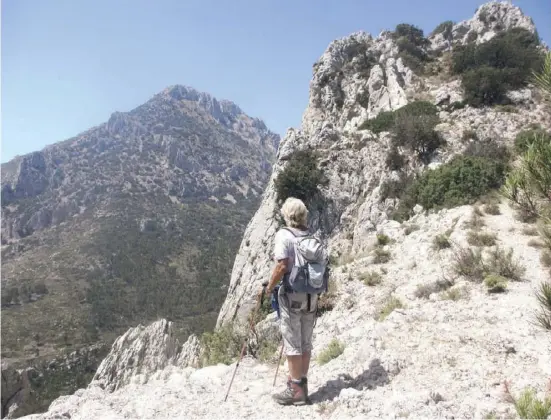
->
[452, 28, 542, 107]
[392, 155, 506, 221]
[274, 150, 325, 204]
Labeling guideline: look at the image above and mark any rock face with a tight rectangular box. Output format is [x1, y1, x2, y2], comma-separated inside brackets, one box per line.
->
[92, 320, 181, 392]
[215, 0, 550, 328]
[177, 335, 202, 369]
[0, 85, 278, 417]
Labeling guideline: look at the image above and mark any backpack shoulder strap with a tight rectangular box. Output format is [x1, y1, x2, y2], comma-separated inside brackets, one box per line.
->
[281, 227, 296, 237]
[282, 227, 310, 238]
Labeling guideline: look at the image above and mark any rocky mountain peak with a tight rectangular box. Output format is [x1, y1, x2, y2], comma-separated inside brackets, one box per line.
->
[161, 85, 239, 123]
[448, 1, 537, 48]
[1, 84, 280, 417]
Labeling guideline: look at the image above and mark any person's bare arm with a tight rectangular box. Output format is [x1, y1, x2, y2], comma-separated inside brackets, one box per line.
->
[265, 258, 288, 295]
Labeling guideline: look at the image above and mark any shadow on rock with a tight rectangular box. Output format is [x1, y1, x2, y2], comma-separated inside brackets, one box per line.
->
[308, 359, 389, 404]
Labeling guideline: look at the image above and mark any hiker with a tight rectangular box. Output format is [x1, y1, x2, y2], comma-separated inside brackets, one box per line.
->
[261, 197, 328, 406]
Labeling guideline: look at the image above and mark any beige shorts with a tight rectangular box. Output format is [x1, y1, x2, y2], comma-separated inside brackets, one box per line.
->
[278, 286, 318, 356]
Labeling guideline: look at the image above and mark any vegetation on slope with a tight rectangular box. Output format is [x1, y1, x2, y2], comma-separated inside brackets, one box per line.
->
[274, 150, 326, 205]
[452, 28, 543, 106]
[391, 155, 506, 222]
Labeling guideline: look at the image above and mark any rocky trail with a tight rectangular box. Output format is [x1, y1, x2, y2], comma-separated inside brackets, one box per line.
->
[22, 202, 551, 419]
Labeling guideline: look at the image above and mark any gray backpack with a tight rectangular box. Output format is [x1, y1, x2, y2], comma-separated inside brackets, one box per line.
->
[282, 228, 329, 294]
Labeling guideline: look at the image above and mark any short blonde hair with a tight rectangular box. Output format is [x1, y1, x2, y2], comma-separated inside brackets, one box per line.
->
[281, 197, 308, 228]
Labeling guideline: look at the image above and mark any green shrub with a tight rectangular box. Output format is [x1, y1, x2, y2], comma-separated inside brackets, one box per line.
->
[379, 174, 415, 202]
[258, 340, 280, 363]
[317, 339, 345, 365]
[502, 133, 551, 219]
[364, 101, 443, 163]
[385, 146, 406, 171]
[463, 139, 510, 164]
[431, 20, 454, 40]
[377, 296, 404, 321]
[505, 385, 551, 419]
[361, 271, 383, 286]
[534, 281, 551, 331]
[541, 250, 551, 268]
[514, 128, 551, 154]
[453, 28, 541, 74]
[467, 231, 497, 247]
[452, 247, 485, 281]
[274, 150, 325, 204]
[400, 100, 438, 116]
[484, 274, 508, 293]
[360, 110, 395, 133]
[449, 101, 466, 111]
[373, 248, 391, 264]
[461, 66, 512, 106]
[452, 28, 543, 107]
[393, 24, 430, 72]
[441, 287, 468, 301]
[486, 246, 526, 281]
[361, 101, 438, 134]
[377, 233, 391, 246]
[417, 156, 505, 209]
[432, 233, 451, 250]
[394, 24, 429, 46]
[404, 224, 420, 235]
[200, 323, 245, 366]
[393, 156, 506, 221]
[393, 112, 442, 162]
[483, 202, 501, 215]
[453, 243, 524, 282]
[415, 279, 453, 299]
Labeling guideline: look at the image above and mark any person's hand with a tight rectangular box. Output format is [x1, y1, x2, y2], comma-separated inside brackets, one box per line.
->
[260, 281, 270, 297]
[258, 287, 267, 300]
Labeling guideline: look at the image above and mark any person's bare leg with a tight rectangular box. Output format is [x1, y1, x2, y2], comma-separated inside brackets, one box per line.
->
[287, 355, 303, 380]
[301, 351, 311, 377]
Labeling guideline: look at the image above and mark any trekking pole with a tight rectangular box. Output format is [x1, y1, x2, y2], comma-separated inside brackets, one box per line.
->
[224, 284, 266, 402]
[272, 340, 284, 387]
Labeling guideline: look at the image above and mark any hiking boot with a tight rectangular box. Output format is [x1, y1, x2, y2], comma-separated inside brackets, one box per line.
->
[286, 376, 309, 401]
[272, 378, 307, 406]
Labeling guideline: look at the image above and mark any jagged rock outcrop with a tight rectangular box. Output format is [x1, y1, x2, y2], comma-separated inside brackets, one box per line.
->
[429, 1, 536, 53]
[92, 320, 181, 392]
[216, 0, 550, 328]
[177, 335, 202, 368]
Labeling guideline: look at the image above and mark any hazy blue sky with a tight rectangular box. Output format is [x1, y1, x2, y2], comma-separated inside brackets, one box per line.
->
[2, 0, 550, 162]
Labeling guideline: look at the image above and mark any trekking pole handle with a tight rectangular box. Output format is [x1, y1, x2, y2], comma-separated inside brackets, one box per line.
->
[260, 282, 267, 306]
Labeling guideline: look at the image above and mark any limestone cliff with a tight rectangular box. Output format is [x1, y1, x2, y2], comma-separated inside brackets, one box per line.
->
[216, 0, 549, 328]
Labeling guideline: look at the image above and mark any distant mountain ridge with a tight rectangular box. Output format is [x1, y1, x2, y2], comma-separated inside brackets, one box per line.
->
[0, 84, 279, 418]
